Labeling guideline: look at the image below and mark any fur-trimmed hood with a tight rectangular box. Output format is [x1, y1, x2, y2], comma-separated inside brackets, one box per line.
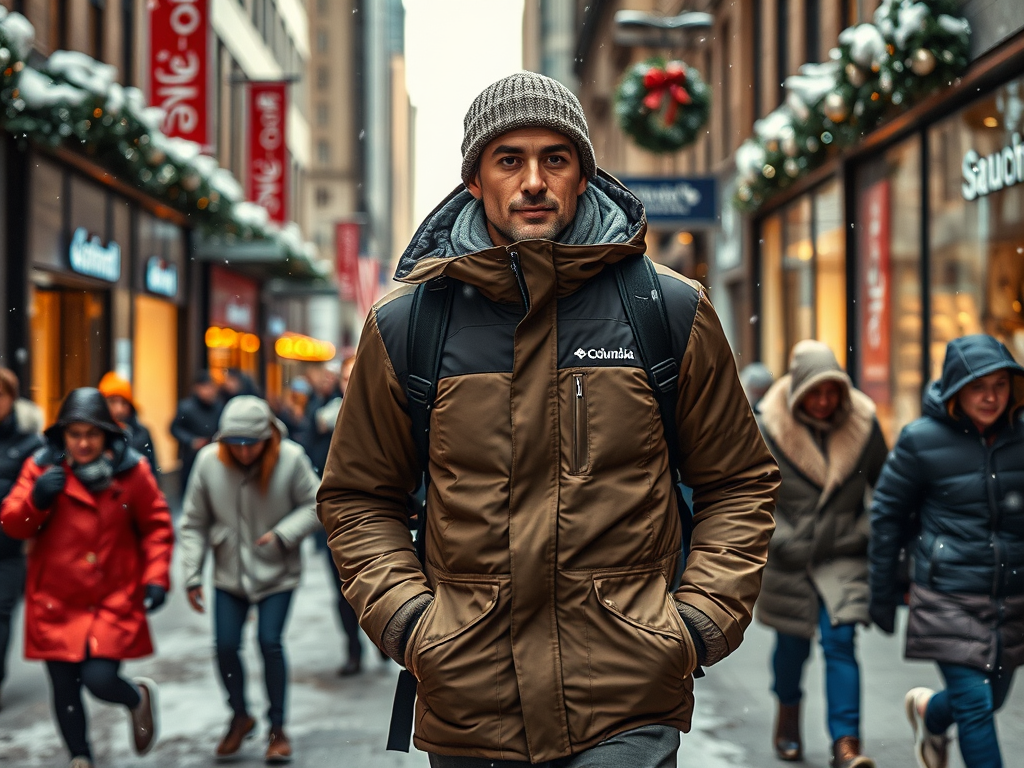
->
[759, 373, 876, 509]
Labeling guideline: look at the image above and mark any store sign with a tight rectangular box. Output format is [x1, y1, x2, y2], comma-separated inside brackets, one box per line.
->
[961, 134, 1024, 201]
[69, 227, 121, 282]
[247, 82, 288, 223]
[149, 0, 210, 149]
[617, 176, 717, 222]
[209, 266, 259, 333]
[275, 334, 336, 362]
[859, 179, 891, 405]
[145, 257, 179, 298]
[336, 221, 360, 302]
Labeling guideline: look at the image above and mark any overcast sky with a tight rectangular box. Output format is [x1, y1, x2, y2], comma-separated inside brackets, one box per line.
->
[404, 0, 525, 223]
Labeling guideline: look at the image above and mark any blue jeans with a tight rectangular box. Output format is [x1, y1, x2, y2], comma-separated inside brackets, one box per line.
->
[924, 663, 1015, 768]
[772, 603, 861, 741]
[214, 588, 294, 728]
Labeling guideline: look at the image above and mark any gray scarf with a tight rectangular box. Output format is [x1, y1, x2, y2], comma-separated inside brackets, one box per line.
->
[450, 183, 630, 254]
[73, 456, 115, 492]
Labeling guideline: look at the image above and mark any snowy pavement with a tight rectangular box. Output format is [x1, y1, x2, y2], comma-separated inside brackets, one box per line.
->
[2, 541, 1023, 767]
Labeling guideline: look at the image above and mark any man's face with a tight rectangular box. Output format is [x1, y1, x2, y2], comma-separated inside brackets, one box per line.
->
[799, 381, 843, 422]
[195, 382, 219, 405]
[106, 395, 132, 424]
[466, 127, 588, 246]
[957, 370, 1011, 431]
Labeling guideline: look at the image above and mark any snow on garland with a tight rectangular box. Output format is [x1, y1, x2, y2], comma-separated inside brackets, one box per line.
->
[615, 58, 711, 154]
[0, 9, 319, 266]
[734, 0, 970, 212]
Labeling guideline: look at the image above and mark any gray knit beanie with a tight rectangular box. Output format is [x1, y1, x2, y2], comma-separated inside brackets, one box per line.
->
[461, 72, 597, 184]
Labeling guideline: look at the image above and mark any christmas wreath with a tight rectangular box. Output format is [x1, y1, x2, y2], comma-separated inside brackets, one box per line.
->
[615, 58, 711, 154]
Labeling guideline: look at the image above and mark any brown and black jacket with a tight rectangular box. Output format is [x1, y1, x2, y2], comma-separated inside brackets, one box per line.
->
[317, 172, 779, 762]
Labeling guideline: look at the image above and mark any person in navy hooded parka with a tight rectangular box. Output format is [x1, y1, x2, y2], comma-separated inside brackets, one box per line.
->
[870, 335, 1024, 768]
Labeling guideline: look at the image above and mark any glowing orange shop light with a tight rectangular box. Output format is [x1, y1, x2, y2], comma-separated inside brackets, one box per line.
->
[205, 326, 260, 352]
[274, 333, 336, 362]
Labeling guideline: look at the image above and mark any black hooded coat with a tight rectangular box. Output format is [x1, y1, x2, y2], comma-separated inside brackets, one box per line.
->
[870, 335, 1024, 672]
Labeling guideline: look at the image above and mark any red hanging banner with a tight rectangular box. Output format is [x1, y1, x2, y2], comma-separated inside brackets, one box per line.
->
[357, 257, 381, 319]
[859, 179, 891, 405]
[148, 0, 210, 150]
[335, 222, 361, 302]
[247, 82, 289, 223]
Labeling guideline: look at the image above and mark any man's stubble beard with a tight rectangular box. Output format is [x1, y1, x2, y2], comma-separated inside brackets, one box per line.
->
[488, 198, 577, 244]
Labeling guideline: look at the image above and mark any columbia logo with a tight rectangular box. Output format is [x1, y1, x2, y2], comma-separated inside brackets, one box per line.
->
[574, 347, 636, 361]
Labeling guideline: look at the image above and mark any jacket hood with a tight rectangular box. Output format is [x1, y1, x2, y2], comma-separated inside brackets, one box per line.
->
[13, 398, 43, 435]
[44, 387, 125, 445]
[923, 334, 1024, 423]
[393, 170, 648, 303]
[214, 395, 287, 444]
[786, 340, 852, 424]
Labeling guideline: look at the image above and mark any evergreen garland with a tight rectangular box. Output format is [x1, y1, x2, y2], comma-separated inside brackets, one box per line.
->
[0, 9, 318, 264]
[734, 0, 971, 212]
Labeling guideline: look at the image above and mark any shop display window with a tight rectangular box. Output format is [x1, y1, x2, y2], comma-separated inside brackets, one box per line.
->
[759, 179, 847, 378]
[134, 295, 179, 471]
[855, 136, 923, 442]
[928, 76, 1024, 376]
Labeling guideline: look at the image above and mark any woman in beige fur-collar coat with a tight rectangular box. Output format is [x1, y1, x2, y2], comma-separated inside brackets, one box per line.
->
[755, 341, 888, 768]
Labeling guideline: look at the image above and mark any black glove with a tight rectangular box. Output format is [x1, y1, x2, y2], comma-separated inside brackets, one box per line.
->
[32, 465, 66, 510]
[143, 584, 167, 613]
[869, 599, 896, 634]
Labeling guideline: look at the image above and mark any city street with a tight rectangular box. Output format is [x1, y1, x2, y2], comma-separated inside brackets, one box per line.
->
[1, 540, 1022, 768]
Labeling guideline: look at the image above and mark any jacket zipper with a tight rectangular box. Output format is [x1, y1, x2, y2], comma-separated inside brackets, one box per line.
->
[572, 373, 587, 475]
[508, 250, 530, 312]
[983, 436, 1004, 597]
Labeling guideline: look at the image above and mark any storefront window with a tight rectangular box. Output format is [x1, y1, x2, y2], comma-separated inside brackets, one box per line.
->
[759, 179, 847, 378]
[928, 76, 1024, 375]
[855, 135, 922, 441]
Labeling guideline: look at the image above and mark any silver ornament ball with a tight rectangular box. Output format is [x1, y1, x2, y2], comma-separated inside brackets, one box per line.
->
[911, 48, 937, 76]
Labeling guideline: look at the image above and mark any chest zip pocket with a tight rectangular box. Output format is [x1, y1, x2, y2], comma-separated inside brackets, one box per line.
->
[571, 373, 590, 475]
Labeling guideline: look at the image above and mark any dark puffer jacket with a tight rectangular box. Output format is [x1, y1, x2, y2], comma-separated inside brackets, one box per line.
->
[0, 400, 45, 559]
[870, 335, 1024, 672]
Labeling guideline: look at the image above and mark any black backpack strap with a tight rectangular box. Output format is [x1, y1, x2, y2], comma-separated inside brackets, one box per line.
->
[388, 276, 453, 752]
[615, 255, 703, 679]
[613, 255, 692, 548]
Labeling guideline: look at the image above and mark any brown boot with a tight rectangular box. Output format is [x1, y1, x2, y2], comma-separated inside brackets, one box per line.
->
[265, 727, 292, 764]
[216, 714, 256, 757]
[831, 736, 875, 768]
[773, 702, 802, 761]
[129, 678, 158, 755]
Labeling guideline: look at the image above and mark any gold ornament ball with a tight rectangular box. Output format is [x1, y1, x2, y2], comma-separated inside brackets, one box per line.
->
[845, 63, 866, 88]
[911, 48, 937, 76]
[823, 93, 850, 123]
[762, 164, 777, 180]
[784, 158, 801, 178]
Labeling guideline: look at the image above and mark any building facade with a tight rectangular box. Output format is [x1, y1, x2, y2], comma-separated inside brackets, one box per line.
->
[552, 0, 1024, 441]
[0, 0, 319, 481]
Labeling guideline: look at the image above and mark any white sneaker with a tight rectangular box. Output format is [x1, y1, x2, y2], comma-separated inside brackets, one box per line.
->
[905, 687, 949, 768]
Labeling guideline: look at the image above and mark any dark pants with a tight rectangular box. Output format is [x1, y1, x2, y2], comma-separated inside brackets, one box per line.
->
[46, 657, 141, 760]
[428, 725, 679, 768]
[772, 602, 861, 741]
[925, 662, 1016, 768]
[324, 545, 362, 664]
[214, 588, 293, 728]
[0, 556, 25, 688]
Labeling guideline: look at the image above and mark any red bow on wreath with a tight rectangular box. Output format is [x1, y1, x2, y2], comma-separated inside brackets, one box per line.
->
[642, 62, 692, 125]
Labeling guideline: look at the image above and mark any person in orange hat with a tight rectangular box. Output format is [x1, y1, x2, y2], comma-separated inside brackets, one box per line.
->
[98, 373, 159, 475]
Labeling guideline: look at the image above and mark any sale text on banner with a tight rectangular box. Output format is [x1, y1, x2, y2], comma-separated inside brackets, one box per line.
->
[149, 0, 210, 149]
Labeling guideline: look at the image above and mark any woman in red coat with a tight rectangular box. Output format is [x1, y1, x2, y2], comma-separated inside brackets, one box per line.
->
[0, 388, 173, 768]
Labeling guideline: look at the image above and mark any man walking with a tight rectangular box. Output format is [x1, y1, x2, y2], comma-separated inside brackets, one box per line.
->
[171, 371, 224, 489]
[318, 72, 779, 767]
